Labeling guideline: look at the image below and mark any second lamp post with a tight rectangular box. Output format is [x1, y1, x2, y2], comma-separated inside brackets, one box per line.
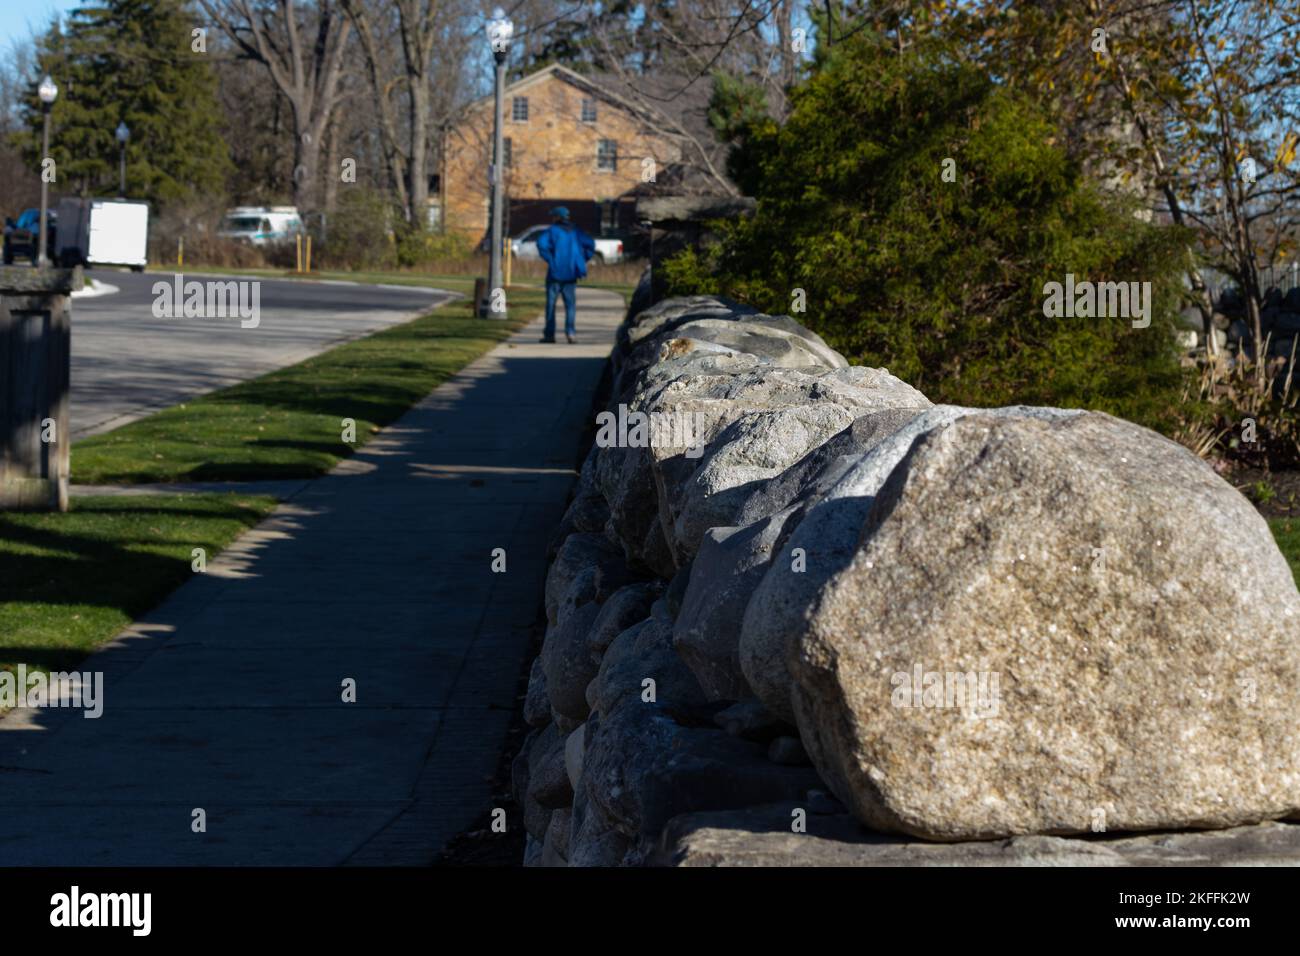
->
[116, 121, 130, 197]
[486, 6, 514, 316]
[37, 74, 58, 269]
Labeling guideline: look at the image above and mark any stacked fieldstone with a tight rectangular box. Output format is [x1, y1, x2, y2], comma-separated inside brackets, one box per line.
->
[513, 282, 1300, 866]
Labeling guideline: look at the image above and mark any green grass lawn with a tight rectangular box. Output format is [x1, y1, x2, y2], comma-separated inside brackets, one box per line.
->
[0, 494, 276, 675]
[72, 285, 544, 484]
[1272, 518, 1299, 586]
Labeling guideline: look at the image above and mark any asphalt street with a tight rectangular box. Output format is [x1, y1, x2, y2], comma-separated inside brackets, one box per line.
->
[68, 269, 454, 438]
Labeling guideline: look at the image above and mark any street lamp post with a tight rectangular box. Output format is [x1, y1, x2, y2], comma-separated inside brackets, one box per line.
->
[115, 121, 130, 197]
[486, 7, 514, 317]
[37, 75, 58, 269]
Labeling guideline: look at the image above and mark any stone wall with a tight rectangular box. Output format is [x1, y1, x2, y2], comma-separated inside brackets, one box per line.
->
[513, 283, 1300, 866]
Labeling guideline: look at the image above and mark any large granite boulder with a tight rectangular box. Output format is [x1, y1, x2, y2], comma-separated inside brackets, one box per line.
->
[790, 411, 1300, 840]
[740, 405, 1081, 723]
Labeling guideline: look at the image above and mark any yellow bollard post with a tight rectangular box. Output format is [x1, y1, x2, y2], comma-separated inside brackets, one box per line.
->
[306, 234, 312, 273]
[177, 236, 184, 267]
[504, 234, 512, 288]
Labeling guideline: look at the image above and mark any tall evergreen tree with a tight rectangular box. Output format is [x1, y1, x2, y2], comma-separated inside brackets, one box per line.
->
[20, 0, 231, 207]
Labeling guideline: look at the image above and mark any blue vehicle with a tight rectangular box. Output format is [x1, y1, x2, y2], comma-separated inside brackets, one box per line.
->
[2, 208, 57, 265]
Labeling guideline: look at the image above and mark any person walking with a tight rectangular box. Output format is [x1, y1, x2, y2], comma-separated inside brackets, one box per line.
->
[535, 206, 595, 344]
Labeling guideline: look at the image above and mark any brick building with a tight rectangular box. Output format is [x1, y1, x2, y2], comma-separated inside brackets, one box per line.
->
[438, 64, 701, 243]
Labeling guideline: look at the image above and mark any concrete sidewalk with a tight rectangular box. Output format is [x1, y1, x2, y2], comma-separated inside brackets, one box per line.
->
[0, 287, 624, 865]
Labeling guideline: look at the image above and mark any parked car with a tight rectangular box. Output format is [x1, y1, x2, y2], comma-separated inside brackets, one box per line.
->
[2, 208, 57, 265]
[217, 206, 304, 246]
[510, 223, 624, 264]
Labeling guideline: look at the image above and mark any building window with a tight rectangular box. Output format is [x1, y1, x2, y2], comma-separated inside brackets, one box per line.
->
[597, 139, 617, 172]
[503, 137, 512, 167]
[512, 96, 529, 122]
[581, 98, 597, 123]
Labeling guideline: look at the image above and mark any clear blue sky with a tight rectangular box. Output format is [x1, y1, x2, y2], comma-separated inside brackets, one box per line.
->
[0, 0, 81, 53]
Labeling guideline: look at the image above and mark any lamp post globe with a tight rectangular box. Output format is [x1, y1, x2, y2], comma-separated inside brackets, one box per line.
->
[38, 75, 58, 107]
[37, 76, 58, 268]
[487, 7, 514, 57]
[485, 7, 514, 316]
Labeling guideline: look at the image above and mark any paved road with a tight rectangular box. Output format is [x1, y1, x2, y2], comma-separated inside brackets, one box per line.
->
[70, 269, 453, 438]
[0, 287, 624, 865]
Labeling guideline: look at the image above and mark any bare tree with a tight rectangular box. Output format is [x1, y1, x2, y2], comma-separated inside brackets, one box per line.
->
[577, 1, 811, 194]
[342, 0, 477, 227]
[0, 37, 42, 216]
[197, 0, 354, 213]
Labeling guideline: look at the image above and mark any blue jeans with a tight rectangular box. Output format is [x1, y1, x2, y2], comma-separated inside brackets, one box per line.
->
[544, 279, 577, 338]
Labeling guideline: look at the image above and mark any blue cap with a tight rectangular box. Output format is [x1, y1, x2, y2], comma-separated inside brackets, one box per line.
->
[550, 205, 570, 221]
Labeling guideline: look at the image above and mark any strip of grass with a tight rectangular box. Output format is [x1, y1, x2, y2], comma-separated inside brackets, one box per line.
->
[72, 287, 543, 484]
[0, 494, 276, 675]
[163, 267, 481, 295]
[1272, 518, 1299, 586]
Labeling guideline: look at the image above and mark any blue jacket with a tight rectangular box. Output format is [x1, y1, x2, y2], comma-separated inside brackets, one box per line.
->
[536, 222, 595, 282]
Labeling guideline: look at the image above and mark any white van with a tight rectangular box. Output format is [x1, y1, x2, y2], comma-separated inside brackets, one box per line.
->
[218, 206, 304, 246]
[54, 197, 150, 271]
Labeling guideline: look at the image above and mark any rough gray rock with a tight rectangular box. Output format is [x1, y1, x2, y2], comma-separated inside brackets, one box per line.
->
[663, 563, 692, 619]
[740, 404, 1082, 723]
[568, 775, 632, 867]
[541, 808, 572, 867]
[583, 698, 823, 841]
[619, 294, 758, 355]
[589, 605, 709, 720]
[636, 365, 929, 568]
[674, 508, 802, 701]
[550, 447, 610, 553]
[565, 723, 586, 790]
[713, 697, 790, 742]
[791, 411, 1300, 840]
[523, 657, 552, 729]
[585, 581, 661, 660]
[594, 445, 673, 575]
[614, 344, 766, 408]
[651, 803, 1300, 867]
[524, 797, 552, 844]
[527, 722, 573, 811]
[622, 315, 848, 391]
[726, 406, 931, 530]
[541, 601, 602, 721]
[670, 404, 856, 560]
[544, 532, 630, 627]
[601, 360, 910, 572]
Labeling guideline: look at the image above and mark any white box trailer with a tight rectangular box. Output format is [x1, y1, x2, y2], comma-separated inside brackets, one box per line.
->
[54, 198, 149, 271]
